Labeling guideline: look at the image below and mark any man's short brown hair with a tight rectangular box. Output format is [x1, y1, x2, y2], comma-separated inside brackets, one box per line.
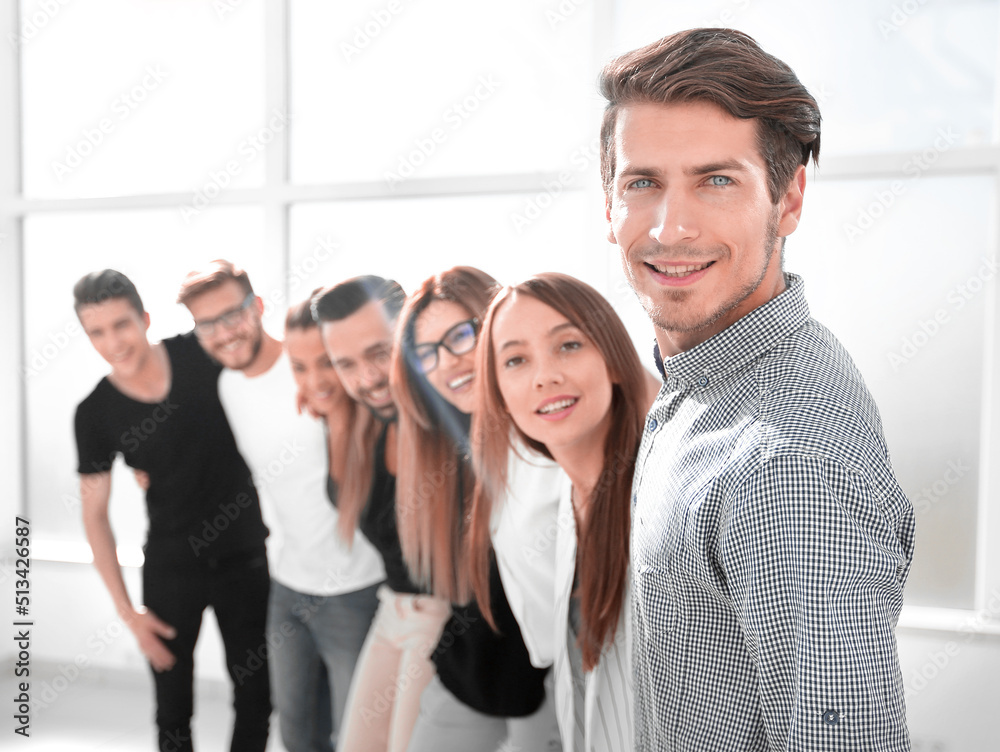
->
[177, 259, 254, 306]
[599, 28, 821, 204]
[73, 269, 144, 317]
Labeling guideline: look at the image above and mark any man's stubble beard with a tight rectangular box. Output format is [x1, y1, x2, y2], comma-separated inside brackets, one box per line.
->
[638, 208, 781, 337]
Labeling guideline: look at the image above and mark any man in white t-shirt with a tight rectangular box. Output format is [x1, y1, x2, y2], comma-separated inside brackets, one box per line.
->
[178, 260, 385, 752]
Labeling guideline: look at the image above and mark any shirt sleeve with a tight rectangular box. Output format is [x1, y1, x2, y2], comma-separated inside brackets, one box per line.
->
[719, 454, 913, 750]
[74, 396, 117, 475]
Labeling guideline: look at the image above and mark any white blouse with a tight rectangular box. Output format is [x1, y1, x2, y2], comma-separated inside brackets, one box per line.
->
[551, 475, 634, 752]
[490, 445, 564, 668]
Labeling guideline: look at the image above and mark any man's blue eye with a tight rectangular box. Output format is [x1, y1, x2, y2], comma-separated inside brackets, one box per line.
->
[709, 176, 732, 186]
[632, 179, 653, 189]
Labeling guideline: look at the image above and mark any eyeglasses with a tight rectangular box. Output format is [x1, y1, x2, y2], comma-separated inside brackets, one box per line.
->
[413, 318, 478, 374]
[193, 294, 255, 337]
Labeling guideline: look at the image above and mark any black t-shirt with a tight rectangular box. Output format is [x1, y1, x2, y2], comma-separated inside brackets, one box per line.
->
[358, 420, 422, 594]
[74, 333, 268, 562]
[433, 543, 548, 717]
[360, 422, 547, 715]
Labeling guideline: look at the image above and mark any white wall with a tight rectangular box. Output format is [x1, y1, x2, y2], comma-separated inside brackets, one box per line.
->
[0, 0, 24, 672]
[31, 561, 228, 682]
[899, 628, 1000, 751]
[5, 1, 1000, 748]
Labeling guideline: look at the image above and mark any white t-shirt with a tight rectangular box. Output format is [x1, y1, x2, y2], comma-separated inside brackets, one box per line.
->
[219, 350, 384, 596]
[490, 445, 564, 668]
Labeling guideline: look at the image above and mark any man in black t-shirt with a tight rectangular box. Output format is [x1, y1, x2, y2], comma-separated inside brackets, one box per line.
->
[72, 269, 270, 752]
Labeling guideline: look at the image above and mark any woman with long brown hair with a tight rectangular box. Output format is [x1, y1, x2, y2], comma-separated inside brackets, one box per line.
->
[390, 265, 561, 751]
[469, 272, 659, 752]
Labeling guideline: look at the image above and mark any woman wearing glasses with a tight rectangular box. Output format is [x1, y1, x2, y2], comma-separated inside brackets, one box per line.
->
[390, 266, 562, 751]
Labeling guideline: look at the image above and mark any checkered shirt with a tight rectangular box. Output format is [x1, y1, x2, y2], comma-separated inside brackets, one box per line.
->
[631, 273, 915, 750]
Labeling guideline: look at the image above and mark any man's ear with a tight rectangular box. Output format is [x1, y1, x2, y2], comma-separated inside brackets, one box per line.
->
[777, 165, 806, 238]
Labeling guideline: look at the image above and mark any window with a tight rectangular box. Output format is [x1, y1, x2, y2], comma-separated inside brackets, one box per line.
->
[6, 0, 998, 622]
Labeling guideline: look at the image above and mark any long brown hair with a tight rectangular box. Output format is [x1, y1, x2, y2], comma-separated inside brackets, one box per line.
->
[469, 272, 645, 671]
[391, 266, 500, 603]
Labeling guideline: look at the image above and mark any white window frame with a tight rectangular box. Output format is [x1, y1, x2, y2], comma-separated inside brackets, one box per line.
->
[0, 0, 997, 636]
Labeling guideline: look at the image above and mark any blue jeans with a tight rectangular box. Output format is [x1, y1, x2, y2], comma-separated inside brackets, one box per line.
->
[405, 673, 562, 752]
[268, 579, 380, 752]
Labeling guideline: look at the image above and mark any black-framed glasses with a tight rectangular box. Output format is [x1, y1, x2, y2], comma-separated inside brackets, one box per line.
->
[193, 294, 255, 337]
[413, 318, 479, 374]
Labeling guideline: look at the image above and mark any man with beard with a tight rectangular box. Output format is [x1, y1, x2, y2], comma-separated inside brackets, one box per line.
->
[310, 277, 454, 752]
[73, 269, 270, 752]
[178, 261, 385, 752]
[600, 29, 915, 750]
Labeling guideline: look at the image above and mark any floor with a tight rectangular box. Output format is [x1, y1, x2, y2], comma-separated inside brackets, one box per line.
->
[25, 661, 285, 751]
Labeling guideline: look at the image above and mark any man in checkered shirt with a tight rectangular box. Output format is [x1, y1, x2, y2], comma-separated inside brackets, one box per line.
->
[600, 29, 915, 750]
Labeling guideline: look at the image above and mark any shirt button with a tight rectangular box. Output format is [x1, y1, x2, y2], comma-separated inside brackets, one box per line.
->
[697, 375, 709, 387]
[822, 710, 840, 725]
[647, 418, 658, 432]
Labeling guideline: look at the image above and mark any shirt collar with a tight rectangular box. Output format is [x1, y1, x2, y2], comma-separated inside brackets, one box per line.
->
[654, 273, 810, 385]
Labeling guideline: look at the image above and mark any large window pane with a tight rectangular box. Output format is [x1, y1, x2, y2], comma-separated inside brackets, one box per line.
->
[25, 207, 268, 551]
[288, 190, 604, 300]
[613, 0, 997, 155]
[290, 0, 598, 184]
[20, 0, 266, 198]
[786, 174, 994, 610]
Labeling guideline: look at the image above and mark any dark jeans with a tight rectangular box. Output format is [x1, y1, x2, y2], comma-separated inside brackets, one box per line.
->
[143, 546, 271, 752]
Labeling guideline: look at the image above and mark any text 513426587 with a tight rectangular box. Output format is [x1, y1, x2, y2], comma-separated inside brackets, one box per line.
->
[13, 516, 31, 738]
